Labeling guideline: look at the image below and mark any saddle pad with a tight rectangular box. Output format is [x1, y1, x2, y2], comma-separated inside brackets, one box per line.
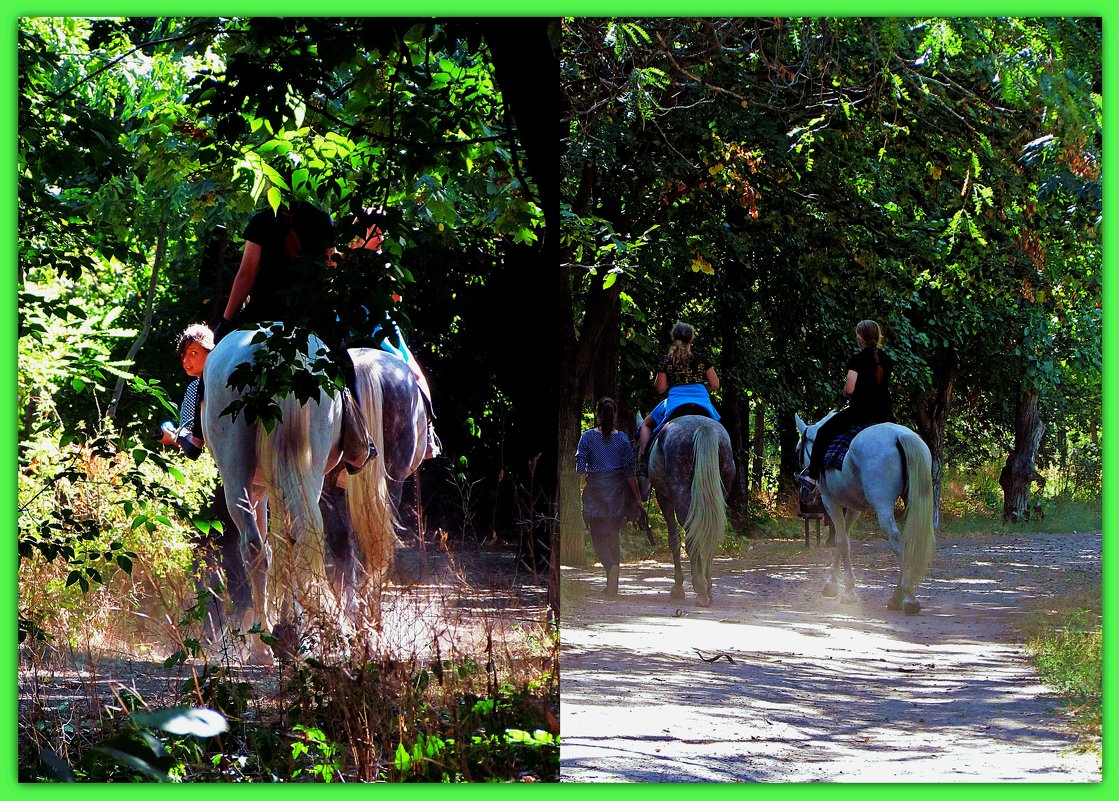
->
[823, 424, 870, 472]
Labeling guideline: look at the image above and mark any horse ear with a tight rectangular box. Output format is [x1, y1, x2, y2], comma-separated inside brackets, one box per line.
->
[795, 414, 807, 434]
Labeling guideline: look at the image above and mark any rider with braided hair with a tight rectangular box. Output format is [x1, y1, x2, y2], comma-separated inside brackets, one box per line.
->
[799, 319, 895, 492]
[635, 322, 721, 478]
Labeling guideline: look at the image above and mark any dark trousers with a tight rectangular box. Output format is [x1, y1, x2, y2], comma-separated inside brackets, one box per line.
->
[807, 408, 860, 480]
[586, 518, 623, 571]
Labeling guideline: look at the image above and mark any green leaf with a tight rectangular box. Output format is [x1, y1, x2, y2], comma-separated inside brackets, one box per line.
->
[394, 742, 411, 772]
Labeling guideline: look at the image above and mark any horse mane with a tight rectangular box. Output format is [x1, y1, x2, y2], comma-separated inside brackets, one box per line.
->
[257, 391, 328, 621]
[346, 354, 397, 593]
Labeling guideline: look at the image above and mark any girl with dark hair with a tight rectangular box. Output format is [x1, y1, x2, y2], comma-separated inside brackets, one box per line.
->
[635, 322, 721, 477]
[799, 319, 895, 492]
[575, 397, 646, 597]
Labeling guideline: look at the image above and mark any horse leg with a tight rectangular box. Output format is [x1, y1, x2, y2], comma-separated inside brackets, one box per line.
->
[838, 509, 862, 603]
[821, 501, 844, 598]
[216, 478, 273, 664]
[689, 540, 712, 608]
[877, 507, 920, 614]
[661, 501, 685, 600]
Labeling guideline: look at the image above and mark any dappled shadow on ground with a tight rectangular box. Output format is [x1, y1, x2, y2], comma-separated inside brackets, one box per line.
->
[18, 541, 550, 731]
[560, 532, 1101, 782]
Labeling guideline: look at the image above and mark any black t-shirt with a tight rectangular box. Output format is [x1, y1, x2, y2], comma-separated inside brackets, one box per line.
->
[241, 201, 335, 323]
[657, 350, 712, 387]
[846, 346, 894, 422]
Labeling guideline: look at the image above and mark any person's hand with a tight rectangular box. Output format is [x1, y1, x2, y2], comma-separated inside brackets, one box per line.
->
[157, 421, 177, 447]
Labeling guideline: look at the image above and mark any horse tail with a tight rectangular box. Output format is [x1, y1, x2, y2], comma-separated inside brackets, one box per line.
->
[346, 358, 397, 591]
[683, 424, 728, 561]
[259, 395, 327, 616]
[898, 430, 936, 590]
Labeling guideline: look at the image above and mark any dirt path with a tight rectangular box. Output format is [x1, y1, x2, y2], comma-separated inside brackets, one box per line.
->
[560, 531, 1101, 782]
[19, 544, 551, 732]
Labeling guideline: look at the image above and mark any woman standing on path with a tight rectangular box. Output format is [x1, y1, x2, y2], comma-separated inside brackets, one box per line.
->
[576, 397, 646, 597]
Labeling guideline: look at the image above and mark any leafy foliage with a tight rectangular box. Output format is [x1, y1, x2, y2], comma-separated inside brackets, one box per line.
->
[559, 17, 1100, 546]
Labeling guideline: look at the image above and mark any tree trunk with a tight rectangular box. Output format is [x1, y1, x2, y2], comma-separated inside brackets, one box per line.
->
[777, 408, 801, 507]
[751, 399, 765, 494]
[720, 317, 749, 532]
[912, 361, 957, 532]
[557, 273, 624, 566]
[1000, 388, 1045, 523]
[106, 222, 167, 423]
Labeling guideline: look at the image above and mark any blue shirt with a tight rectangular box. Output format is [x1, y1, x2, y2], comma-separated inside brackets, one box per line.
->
[576, 429, 635, 475]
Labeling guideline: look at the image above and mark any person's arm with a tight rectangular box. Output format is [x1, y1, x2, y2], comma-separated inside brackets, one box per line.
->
[653, 372, 668, 394]
[843, 369, 858, 397]
[575, 432, 590, 474]
[705, 367, 720, 391]
[222, 241, 262, 320]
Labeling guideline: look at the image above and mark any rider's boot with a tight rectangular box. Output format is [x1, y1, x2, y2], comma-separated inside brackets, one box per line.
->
[796, 468, 820, 494]
[635, 447, 649, 479]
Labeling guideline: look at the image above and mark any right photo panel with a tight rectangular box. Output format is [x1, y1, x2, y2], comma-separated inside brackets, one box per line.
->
[558, 18, 1102, 782]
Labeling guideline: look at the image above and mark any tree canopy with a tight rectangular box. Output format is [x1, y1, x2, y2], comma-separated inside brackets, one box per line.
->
[558, 17, 1101, 561]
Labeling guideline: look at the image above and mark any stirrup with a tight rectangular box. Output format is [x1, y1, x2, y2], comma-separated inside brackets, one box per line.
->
[797, 471, 819, 493]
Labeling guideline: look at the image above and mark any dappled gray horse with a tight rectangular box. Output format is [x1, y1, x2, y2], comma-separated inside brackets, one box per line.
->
[646, 415, 735, 607]
[796, 413, 936, 614]
[323, 348, 431, 610]
[202, 328, 394, 662]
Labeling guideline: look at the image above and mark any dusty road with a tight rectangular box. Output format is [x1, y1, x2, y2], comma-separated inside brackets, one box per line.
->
[560, 531, 1101, 782]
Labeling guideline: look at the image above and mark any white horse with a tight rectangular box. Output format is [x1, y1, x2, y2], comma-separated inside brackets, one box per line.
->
[202, 327, 394, 662]
[795, 412, 936, 614]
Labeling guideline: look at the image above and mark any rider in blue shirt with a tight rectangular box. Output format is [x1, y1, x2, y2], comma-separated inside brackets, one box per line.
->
[635, 322, 721, 478]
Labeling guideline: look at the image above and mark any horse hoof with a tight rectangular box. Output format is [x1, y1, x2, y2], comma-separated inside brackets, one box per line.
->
[903, 601, 921, 615]
[670, 586, 686, 600]
[822, 583, 838, 598]
[887, 593, 904, 611]
[840, 592, 857, 605]
[695, 594, 712, 608]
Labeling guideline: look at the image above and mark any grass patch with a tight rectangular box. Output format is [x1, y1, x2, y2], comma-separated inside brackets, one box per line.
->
[939, 498, 1101, 537]
[1023, 611, 1102, 756]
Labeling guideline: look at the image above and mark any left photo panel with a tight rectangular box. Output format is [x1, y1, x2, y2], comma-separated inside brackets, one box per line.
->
[16, 17, 560, 782]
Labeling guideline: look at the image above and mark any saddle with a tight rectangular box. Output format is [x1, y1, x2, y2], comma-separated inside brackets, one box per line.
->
[822, 424, 870, 472]
[650, 402, 712, 443]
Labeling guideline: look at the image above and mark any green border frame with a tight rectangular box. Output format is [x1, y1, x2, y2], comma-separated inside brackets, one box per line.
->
[3, 2, 1113, 796]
